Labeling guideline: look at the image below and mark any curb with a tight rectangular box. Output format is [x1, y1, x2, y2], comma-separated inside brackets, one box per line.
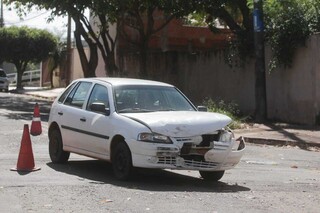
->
[12, 91, 57, 102]
[26, 94, 56, 102]
[243, 137, 320, 149]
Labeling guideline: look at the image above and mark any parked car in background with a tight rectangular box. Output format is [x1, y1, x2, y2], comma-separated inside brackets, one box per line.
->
[0, 69, 9, 92]
[48, 78, 245, 181]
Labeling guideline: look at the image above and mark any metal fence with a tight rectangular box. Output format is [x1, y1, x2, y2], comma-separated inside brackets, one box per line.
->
[7, 70, 41, 86]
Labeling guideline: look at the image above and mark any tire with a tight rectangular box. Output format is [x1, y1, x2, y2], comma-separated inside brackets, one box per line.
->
[199, 170, 225, 181]
[112, 141, 133, 180]
[49, 128, 70, 163]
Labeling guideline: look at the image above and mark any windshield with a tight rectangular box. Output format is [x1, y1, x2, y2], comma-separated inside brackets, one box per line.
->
[114, 85, 196, 113]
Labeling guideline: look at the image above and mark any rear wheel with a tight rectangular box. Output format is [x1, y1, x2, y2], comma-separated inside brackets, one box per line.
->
[199, 170, 225, 181]
[112, 141, 133, 180]
[49, 128, 70, 163]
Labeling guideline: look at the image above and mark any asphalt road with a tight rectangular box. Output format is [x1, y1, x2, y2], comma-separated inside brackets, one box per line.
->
[0, 92, 319, 213]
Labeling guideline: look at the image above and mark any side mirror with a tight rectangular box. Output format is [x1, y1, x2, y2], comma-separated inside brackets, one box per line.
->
[197, 106, 208, 112]
[90, 102, 110, 116]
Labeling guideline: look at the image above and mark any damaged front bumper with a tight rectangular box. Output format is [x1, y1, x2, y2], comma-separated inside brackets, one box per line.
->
[130, 137, 246, 171]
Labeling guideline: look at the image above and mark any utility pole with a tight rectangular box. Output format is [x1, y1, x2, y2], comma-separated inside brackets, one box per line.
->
[65, 14, 72, 86]
[253, 0, 267, 122]
[0, 0, 3, 69]
[0, 0, 3, 27]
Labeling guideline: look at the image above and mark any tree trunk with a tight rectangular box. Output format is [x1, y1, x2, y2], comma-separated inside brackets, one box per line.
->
[106, 52, 119, 77]
[74, 19, 98, 78]
[139, 41, 148, 79]
[15, 61, 26, 90]
[16, 69, 23, 90]
[50, 69, 53, 88]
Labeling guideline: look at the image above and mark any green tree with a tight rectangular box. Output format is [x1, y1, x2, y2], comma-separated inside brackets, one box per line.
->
[189, 0, 253, 65]
[6, 0, 99, 77]
[6, 0, 193, 79]
[6, 0, 119, 77]
[0, 26, 57, 89]
[264, 0, 319, 70]
[47, 40, 67, 88]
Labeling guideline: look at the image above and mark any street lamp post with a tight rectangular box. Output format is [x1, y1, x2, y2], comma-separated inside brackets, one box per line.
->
[253, 0, 267, 122]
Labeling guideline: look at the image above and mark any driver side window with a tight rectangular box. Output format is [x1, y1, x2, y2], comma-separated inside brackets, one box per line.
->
[64, 82, 92, 108]
[86, 84, 109, 111]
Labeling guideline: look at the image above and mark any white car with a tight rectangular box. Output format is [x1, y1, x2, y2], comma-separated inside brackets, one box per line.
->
[48, 78, 245, 181]
[0, 69, 9, 92]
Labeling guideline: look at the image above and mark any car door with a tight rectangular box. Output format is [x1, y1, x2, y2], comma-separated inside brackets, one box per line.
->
[81, 83, 112, 159]
[59, 81, 93, 153]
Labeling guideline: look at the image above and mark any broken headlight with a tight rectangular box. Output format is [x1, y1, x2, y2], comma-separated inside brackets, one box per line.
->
[219, 129, 234, 143]
[137, 133, 172, 144]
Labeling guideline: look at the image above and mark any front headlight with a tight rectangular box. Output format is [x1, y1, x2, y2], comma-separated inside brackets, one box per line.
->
[137, 133, 172, 144]
[219, 129, 234, 143]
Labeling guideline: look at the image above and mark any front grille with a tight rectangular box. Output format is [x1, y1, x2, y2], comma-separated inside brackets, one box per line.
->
[158, 157, 176, 165]
[157, 156, 218, 169]
[184, 159, 218, 169]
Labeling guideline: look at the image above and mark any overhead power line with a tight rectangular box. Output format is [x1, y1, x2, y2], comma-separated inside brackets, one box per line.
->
[5, 11, 50, 25]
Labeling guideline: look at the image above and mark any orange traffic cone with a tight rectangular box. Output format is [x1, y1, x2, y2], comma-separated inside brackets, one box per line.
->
[11, 124, 40, 172]
[30, 103, 42, 136]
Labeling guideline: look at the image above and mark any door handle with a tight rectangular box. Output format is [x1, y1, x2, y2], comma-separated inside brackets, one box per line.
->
[58, 111, 63, 115]
[80, 117, 86, 122]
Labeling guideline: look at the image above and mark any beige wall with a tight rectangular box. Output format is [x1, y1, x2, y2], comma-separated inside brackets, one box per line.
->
[69, 34, 320, 125]
[266, 34, 320, 125]
[118, 34, 320, 125]
[118, 51, 256, 115]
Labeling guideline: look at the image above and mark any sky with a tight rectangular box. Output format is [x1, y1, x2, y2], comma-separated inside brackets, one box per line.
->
[2, 4, 69, 38]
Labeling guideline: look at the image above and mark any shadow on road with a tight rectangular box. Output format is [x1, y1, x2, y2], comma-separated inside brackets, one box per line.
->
[47, 160, 250, 193]
[0, 95, 51, 122]
[265, 123, 320, 151]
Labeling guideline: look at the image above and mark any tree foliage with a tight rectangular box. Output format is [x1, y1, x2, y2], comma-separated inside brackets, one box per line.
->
[265, 0, 320, 70]
[6, 0, 121, 77]
[190, 0, 253, 66]
[5, 0, 320, 79]
[0, 26, 57, 89]
[116, 0, 193, 78]
[190, 0, 320, 70]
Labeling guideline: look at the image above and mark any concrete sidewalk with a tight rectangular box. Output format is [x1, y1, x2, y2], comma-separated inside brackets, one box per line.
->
[10, 86, 65, 102]
[12, 87, 320, 150]
[234, 123, 320, 150]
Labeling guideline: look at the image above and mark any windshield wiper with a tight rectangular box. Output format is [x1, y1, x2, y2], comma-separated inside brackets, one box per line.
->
[158, 108, 176, 111]
[118, 108, 155, 113]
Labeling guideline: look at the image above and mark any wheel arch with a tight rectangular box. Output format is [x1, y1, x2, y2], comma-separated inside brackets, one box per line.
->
[110, 134, 131, 162]
[48, 122, 61, 137]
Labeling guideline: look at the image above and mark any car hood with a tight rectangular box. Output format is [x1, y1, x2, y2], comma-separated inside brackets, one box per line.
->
[122, 111, 232, 137]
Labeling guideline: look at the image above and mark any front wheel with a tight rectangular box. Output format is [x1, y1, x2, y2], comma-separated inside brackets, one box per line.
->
[112, 142, 133, 180]
[49, 128, 70, 163]
[199, 170, 225, 181]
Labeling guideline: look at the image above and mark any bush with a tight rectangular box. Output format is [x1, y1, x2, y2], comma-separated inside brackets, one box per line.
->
[203, 99, 246, 129]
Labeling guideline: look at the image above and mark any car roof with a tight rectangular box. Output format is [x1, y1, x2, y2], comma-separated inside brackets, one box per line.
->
[77, 77, 174, 87]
